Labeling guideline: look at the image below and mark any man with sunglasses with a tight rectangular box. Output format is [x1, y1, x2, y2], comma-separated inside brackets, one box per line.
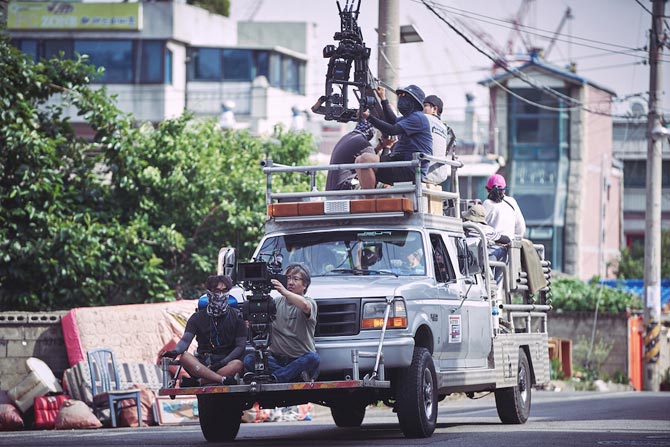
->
[162, 275, 246, 386]
[355, 85, 432, 189]
[243, 263, 320, 383]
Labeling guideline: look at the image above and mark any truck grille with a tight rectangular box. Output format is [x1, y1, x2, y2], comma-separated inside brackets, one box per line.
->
[315, 299, 359, 337]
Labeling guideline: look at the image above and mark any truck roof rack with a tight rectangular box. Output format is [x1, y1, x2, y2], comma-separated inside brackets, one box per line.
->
[262, 153, 464, 222]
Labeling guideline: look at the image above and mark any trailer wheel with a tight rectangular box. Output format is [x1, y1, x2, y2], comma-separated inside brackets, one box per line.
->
[495, 348, 531, 424]
[197, 394, 242, 442]
[330, 402, 366, 427]
[395, 347, 437, 438]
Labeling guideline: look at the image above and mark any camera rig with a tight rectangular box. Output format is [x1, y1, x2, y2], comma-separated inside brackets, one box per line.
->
[237, 253, 286, 382]
[311, 0, 382, 123]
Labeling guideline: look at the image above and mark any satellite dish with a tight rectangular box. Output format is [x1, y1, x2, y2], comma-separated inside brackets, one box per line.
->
[630, 101, 646, 117]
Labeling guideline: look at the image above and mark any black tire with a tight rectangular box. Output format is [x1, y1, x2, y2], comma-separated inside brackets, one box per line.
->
[197, 395, 242, 442]
[495, 348, 531, 424]
[330, 402, 366, 427]
[395, 347, 438, 438]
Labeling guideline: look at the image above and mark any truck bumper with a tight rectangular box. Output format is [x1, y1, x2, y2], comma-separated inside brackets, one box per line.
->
[316, 336, 415, 373]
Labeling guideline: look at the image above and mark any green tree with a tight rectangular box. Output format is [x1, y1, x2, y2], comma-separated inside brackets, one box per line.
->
[613, 230, 670, 279]
[0, 36, 316, 311]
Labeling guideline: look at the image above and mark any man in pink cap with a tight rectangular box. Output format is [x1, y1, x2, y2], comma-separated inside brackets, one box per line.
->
[483, 174, 526, 240]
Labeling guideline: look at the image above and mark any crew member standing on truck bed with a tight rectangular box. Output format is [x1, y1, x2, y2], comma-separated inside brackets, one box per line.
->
[243, 264, 320, 383]
[483, 174, 526, 240]
[422, 94, 456, 185]
[162, 275, 246, 386]
[355, 85, 432, 188]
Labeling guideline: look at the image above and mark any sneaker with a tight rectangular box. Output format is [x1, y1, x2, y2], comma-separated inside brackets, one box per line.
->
[222, 376, 238, 385]
[179, 377, 199, 388]
[243, 372, 256, 384]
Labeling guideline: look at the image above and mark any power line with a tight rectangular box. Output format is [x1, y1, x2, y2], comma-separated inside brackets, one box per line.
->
[413, 0, 647, 54]
[419, 0, 633, 118]
[634, 0, 653, 16]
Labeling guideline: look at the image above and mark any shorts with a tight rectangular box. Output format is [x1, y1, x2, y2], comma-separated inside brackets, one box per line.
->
[376, 153, 418, 185]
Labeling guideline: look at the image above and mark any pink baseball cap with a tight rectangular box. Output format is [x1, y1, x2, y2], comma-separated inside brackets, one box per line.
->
[486, 174, 507, 190]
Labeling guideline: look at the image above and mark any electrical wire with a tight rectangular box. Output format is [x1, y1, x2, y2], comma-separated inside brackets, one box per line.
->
[420, 0, 643, 118]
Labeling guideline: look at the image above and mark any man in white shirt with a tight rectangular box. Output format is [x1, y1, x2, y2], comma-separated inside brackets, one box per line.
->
[483, 174, 526, 240]
[422, 95, 455, 185]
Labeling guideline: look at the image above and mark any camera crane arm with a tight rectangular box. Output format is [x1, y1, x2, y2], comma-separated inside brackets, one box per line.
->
[311, 0, 384, 123]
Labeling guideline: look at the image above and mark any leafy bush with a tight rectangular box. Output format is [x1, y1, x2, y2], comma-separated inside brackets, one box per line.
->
[0, 36, 316, 310]
[551, 276, 643, 313]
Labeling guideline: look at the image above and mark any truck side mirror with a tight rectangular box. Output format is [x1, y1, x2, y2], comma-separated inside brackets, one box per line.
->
[217, 247, 237, 281]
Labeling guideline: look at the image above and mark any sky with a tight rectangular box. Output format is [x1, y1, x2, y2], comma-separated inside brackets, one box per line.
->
[230, 0, 669, 123]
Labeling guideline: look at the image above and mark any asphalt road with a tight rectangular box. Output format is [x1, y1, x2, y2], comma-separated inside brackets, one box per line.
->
[1, 391, 669, 447]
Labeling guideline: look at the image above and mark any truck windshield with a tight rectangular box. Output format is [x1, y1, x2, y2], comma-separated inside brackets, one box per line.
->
[255, 230, 425, 277]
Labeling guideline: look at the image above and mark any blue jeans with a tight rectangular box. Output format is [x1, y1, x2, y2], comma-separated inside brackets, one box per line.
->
[243, 351, 320, 383]
[488, 245, 508, 284]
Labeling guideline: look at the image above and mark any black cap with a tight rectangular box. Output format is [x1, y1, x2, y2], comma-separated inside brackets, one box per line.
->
[424, 95, 443, 116]
[396, 85, 426, 109]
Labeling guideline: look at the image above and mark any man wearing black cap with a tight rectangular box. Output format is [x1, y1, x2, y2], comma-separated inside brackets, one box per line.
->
[355, 85, 432, 188]
[423, 94, 455, 185]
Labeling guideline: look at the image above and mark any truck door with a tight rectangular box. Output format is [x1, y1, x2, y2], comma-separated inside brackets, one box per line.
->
[437, 235, 492, 368]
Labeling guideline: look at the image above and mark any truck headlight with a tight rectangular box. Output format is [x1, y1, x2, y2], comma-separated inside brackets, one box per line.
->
[361, 298, 407, 329]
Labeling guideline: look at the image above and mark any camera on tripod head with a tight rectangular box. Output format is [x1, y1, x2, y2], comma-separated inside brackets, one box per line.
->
[237, 254, 287, 380]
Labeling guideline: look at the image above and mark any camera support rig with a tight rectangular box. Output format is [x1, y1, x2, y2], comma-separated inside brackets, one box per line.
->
[311, 0, 383, 123]
[237, 255, 286, 383]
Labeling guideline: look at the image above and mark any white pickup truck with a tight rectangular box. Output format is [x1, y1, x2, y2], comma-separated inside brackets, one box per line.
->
[160, 154, 552, 442]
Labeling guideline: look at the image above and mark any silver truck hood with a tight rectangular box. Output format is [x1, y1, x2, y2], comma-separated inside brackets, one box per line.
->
[308, 275, 430, 299]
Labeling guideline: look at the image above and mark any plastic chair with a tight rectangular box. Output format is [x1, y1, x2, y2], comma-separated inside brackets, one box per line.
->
[87, 348, 142, 427]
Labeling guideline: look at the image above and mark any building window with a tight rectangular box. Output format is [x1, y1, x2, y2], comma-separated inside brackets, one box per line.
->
[282, 56, 300, 93]
[164, 49, 173, 85]
[223, 49, 252, 81]
[44, 39, 73, 60]
[625, 160, 670, 187]
[74, 40, 133, 83]
[193, 48, 221, 80]
[14, 39, 38, 61]
[137, 40, 164, 84]
[255, 51, 270, 80]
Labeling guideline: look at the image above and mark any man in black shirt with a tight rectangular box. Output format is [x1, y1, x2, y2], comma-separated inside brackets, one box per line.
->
[326, 119, 376, 191]
[162, 275, 246, 385]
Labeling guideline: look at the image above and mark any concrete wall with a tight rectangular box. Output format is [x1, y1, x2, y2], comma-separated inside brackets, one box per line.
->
[549, 312, 632, 378]
[0, 312, 68, 391]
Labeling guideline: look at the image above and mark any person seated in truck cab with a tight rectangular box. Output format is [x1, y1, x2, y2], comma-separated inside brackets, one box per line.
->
[161, 275, 246, 386]
[462, 204, 511, 284]
[243, 264, 320, 383]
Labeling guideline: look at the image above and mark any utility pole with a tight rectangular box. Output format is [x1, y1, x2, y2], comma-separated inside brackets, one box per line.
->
[642, 0, 667, 392]
[377, 0, 399, 106]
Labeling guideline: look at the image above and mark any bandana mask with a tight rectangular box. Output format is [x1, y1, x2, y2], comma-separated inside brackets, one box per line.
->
[397, 96, 416, 116]
[207, 291, 229, 317]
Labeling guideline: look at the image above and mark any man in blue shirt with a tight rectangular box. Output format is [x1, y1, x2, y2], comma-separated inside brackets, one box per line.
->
[355, 85, 432, 188]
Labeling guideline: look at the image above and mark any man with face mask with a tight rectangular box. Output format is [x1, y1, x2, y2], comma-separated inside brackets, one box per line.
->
[355, 85, 432, 189]
[162, 275, 246, 385]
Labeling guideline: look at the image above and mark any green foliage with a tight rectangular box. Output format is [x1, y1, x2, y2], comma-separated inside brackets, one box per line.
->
[189, 0, 230, 16]
[0, 36, 316, 310]
[572, 335, 613, 381]
[550, 357, 565, 380]
[613, 230, 670, 279]
[550, 276, 643, 313]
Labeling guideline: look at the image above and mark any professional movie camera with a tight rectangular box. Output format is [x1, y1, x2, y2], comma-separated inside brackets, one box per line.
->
[311, 0, 382, 123]
[237, 253, 287, 382]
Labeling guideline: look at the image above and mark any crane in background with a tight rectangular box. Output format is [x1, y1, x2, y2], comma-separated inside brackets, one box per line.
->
[544, 7, 574, 60]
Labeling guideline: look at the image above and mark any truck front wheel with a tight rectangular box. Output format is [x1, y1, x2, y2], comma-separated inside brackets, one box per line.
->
[395, 347, 437, 438]
[197, 394, 243, 442]
[495, 348, 531, 424]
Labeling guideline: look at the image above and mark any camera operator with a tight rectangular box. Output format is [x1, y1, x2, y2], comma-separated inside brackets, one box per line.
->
[243, 264, 320, 383]
[355, 85, 433, 189]
[162, 275, 245, 386]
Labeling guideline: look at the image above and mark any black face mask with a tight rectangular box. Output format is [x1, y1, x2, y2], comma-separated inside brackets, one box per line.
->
[397, 96, 416, 116]
[488, 188, 505, 203]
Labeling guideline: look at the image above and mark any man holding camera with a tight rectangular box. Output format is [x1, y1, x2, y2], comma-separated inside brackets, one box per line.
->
[162, 275, 246, 386]
[243, 263, 320, 383]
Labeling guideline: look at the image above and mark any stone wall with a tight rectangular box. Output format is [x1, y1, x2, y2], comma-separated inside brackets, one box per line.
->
[0, 312, 68, 390]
